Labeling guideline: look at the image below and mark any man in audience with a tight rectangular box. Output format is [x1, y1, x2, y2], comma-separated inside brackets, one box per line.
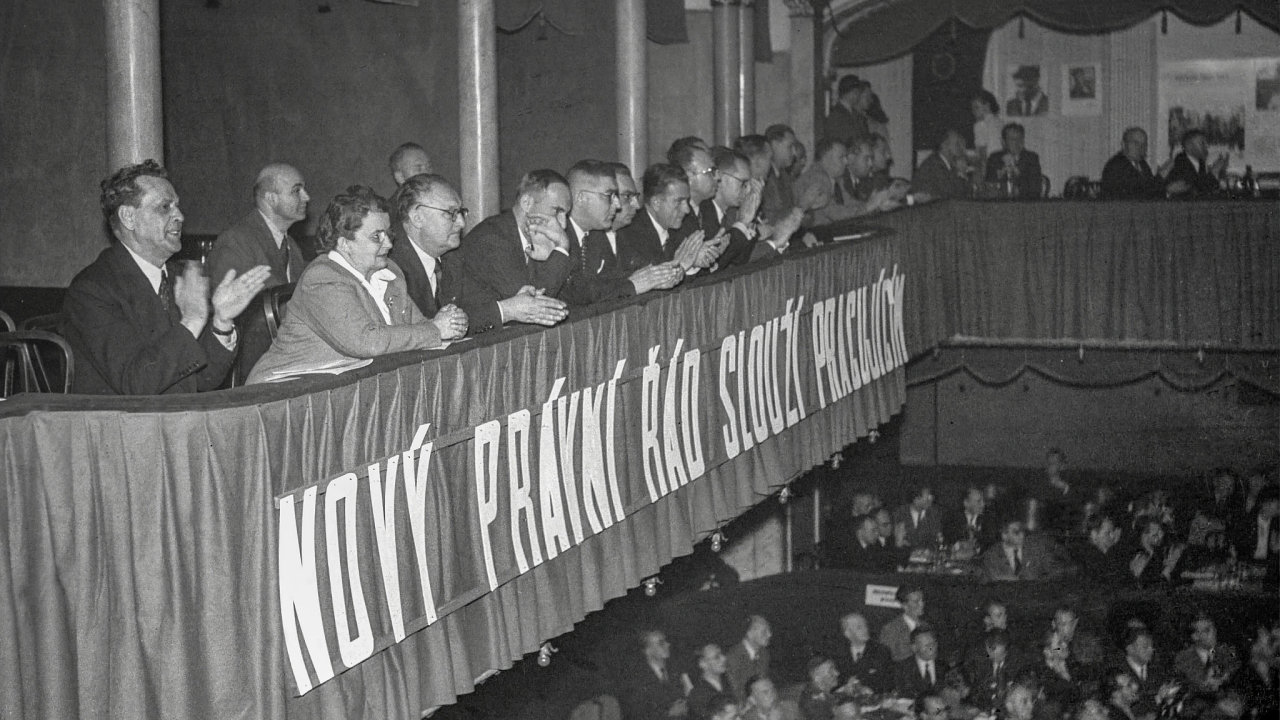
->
[834, 612, 893, 693]
[741, 676, 800, 720]
[667, 145, 730, 267]
[1002, 679, 1039, 720]
[851, 492, 882, 517]
[1164, 129, 1227, 198]
[705, 695, 740, 720]
[1078, 512, 1128, 583]
[735, 135, 774, 184]
[459, 169, 576, 305]
[1105, 669, 1144, 720]
[1116, 626, 1168, 713]
[894, 627, 943, 697]
[874, 508, 895, 548]
[892, 484, 942, 549]
[389, 142, 433, 186]
[841, 514, 897, 572]
[726, 615, 773, 697]
[828, 137, 901, 222]
[624, 630, 688, 720]
[965, 629, 1018, 710]
[945, 485, 996, 550]
[822, 75, 869, 147]
[687, 643, 733, 719]
[795, 138, 856, 226]
[984, 123, 1043, 199]
[63, 160, 270, 395]
[582, 162, 640, 278]
[981, 518, 1072, 581]
[913, 130, 971, 200]
[704, 148, 763, 268]
[1232, 486, 1278, 567]
[616, 164, 717, 275]
[761, 124, 821, 224]
[799, 656, 840, 720]
[916, 693, 951, 720]
[390, 173, 566, 334]
[1173, 615, 1239, 695]
[1100, 128, 1166, 200]
[562, 159, 684, 304]
[1051, 605, 1105, 669]
[879, 584, 926, 662]
[668, 136, 711, 160]
[207, 162, 310, 380]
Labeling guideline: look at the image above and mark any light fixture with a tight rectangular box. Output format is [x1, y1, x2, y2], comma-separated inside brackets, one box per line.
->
[868, 430, 880, 444]
[537, 642, 557, 667]
[778, 486, 793, 504]
[643, 577, 662, 597]
[710, 530, 726, 553]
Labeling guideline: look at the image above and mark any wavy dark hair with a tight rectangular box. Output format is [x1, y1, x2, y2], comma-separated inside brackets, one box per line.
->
[100, 159, 168, 234]
[315, 185, 390, 252]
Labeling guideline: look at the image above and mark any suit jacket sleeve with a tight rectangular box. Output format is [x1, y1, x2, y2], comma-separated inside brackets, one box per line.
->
[461, 213, 572, 300]
[292, 261, 442, 357]
[62, 251, 235, 395]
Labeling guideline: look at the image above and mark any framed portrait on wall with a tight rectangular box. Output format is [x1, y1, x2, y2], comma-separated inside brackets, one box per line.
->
[1005, 64, 1048, 117]
[1061, 64, 1101, 116]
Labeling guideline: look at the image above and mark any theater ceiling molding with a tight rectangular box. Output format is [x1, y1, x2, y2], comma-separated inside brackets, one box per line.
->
[825, 0, 1280, 67]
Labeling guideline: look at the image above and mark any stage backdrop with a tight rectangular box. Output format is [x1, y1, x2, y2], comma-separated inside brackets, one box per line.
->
[1, 200, 1276, 720]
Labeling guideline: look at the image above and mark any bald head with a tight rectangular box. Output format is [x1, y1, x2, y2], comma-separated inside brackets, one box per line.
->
[254, 163, 309, 226]
[390, 143, 433, 186]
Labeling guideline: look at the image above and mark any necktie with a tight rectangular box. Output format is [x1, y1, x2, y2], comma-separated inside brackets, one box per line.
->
[158, 267, 176, 320]
[660, 667, 668, 683]
[1013, 550, 1023, 575]
[281, 239, 292, 282]
[432, 264, 443, 303]
[926, 662, 935, 685]
[833, 178, 846, 205]
[1138, 666, 1146, 682]
[852, 650, 861, 663]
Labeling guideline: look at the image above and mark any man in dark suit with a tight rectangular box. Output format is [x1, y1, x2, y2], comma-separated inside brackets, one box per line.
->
[208, 163, 310, 380]
[1233, 487, 1279, 569]
[388, 142, 433, 186]
[704, 149, 762, 268]
[62, 160, 270, 395]
[913, 130, 972, 201]
[833, 612, 893, 693]
[1006, 66, 1048, 117]
[562, 159, 683, 305]
[944, 485, 997, 550]
[878, 585, 926, 662]
[1076, 512, 1129, 583]
[668, 145, 730, 269]
[893, 627, 942, 697]
[616, 164, 714, 275]
[581, 162, 639, 281]
[984, 123, 1043, 199]
[623, 630, 688, 720]
[980, 518, 1074, 581]
[834, 514, 898, 572]
[822, 74, 870, 147]
[389, 173, 567, 334]
[459, 169, 577, 306]
[964, 630, 1020, 711]
[892, 484, 943, 549]
[1114, 626, 1168, 714]
[1100, 128, 1166, 199]
[724, 615, 771, 698]
[1165, 129, 1227, 198]
[686, 643, 734, 720]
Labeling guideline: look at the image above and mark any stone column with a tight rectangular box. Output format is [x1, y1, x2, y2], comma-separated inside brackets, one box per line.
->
[459, 0, 499, 224]
[616, 0, 647, 174]
[104, 0, 163, 169]
[787, 1, 817, 153]
[712, 0, 741, 146]
[738, 1, 756, 135]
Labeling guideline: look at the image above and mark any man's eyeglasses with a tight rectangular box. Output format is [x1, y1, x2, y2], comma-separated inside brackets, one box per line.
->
[719, 172, 748, 184]
[416, 204, 470, 224]
[688, 167, 716, 178]
[580, 189, 620, 204]
[618, 191, 641, 205]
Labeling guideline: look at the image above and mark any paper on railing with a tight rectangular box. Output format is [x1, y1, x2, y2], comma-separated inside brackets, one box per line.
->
[260, 356, 374, 382]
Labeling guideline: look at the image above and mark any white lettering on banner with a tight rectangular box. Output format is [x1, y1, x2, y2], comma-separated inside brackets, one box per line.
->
[475, 420, 502, 591]
[278, 487, 334, 694]
[274, 268, 910, 695]
[718, 334, 741, 459]
[325, 472, 374, 668]
[865, 584, 902, 609]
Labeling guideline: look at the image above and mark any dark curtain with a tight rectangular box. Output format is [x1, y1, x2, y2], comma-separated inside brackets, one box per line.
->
[831, 0, 1280, 67]
[909, 21, 992, 152]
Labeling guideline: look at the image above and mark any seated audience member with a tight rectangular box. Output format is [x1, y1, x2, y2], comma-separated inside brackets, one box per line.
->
[389, 174, 513, 335]
[761, 124, 801, 222]
[704, 148, 764, 268]
[726, 616, 773, 697]
[1164, 129, 1226, 198]
[1232, 486, 1279, 567]
[874, 508, 895, 548]
[1105, 669, 1146, 720]
[795, 138, 856, 226]
[1116, 626, 1170, 713]
[617, 163, 717, 275]
[624, 630, 688, 720]
[1173, 616, 1240, 696]
[893, 485, 943, 549]
[823, 74, 870, 147]
[1052, 605, 1106, 669]
[1125, 519, 1185, 586]
[965, 629, 1020, 711]
[833, 612, 893, 694]
[667, 145, 731, 263]
[799, 656, 841, 720]
[984, 123, 1043, 199]
[389, 142, 433, 186]
[940, 669, 982, 720]
[669, 136, 711, 160]
[851, 492, 882, 517]
[894, 627, 943, 697]
[736, 134, 774, 183]
[1197, 469, 1245, 536]
[983, 600, 1010, 633]
[687, 644, 734, 719]
[459, 169, 579, 305]
[917, 693, 953, 720]
[63, 160, 270, 395]
[945, 485, 997, 551]
[1077, 512, 1129, 583]
[981, 518, 1074, 581]
[839, 514, 898, 572]
[1002, 678, 1040, 720]
[247, 186, 462, 382]
[1100, 128, 1166, 200]
[842, 136, 903, 215]
[741, 677, 800, 720]
[583, 162, 640, 276]
[563, 159, 684, 304]
[879, 585, 927, 662]
[208, 162, 310, 381]
[1035, 630, 1084, 716]
[790, 141, 809, 180]
[704, 695, 740, 720]
[866, 134, 902, 195]
[913, 130, 972, 200]
[1033, 447, 1085, 533]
